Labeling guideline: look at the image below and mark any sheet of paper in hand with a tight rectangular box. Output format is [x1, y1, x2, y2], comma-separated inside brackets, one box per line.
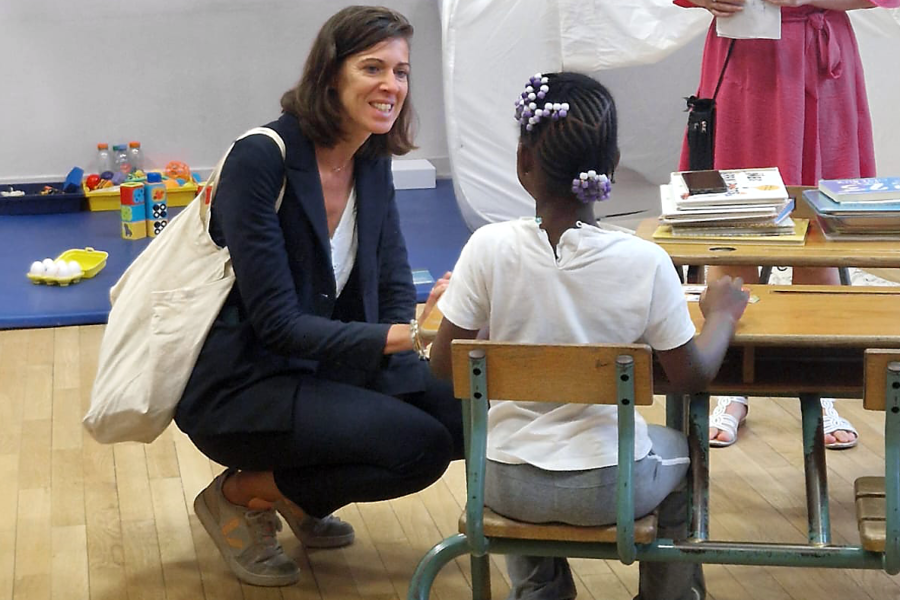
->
[716, 0, 781, 40]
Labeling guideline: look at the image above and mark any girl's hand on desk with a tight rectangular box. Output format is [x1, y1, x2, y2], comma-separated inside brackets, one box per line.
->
[700, 275, 750, 324]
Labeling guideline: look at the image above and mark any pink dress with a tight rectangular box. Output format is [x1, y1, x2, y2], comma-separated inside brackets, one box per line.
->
[677, 5, 885, 186]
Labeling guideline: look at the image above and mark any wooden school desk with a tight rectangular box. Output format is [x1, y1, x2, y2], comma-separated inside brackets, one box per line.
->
[635, 186, 900, 277]
[656, 284, 900, 570]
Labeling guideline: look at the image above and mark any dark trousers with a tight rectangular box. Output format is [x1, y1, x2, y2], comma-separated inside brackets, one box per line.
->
[188, 363, 463, 518]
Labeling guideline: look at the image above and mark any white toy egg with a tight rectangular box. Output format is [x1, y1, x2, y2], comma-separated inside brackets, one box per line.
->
[54, 259, 70, 278]
[44, 261, 59, 277]
[42, 258, 54, 270]
[30, 260, 45, 275]
[68, 260, 83, 276]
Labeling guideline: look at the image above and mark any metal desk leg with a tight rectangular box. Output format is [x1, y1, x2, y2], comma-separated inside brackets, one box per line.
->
[800, 394, 831, 546]
[666, 393, 690, 535]
[686, 265, 705, 284]
[885, 362, 900, 574]
[839, 267, 851, 286]
[688, 393, 711, 541]
[666, 393, 687, 432]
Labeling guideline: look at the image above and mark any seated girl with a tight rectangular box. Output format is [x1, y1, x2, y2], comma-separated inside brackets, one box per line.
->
[429, 72, 749, 600]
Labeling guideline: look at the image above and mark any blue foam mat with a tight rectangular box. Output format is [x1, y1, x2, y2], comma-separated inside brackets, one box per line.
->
[0, 179, 470, 330]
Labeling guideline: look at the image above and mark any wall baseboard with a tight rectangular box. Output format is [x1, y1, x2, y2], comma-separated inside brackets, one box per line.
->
[0, 155, 455, 188]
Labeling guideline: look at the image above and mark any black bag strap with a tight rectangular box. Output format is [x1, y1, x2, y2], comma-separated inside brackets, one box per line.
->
[711, 39, 737, 101]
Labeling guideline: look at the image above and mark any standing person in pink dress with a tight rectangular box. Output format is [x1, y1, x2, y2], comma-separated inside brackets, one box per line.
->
[676, 0, 900, 449]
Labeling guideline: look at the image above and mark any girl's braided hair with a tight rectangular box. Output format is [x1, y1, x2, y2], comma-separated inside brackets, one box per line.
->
[517, 72, 617, 201]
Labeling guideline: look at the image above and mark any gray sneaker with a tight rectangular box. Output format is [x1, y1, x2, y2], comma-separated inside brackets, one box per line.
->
[194, 470, 300, 586]
[275, 500, 355, 549]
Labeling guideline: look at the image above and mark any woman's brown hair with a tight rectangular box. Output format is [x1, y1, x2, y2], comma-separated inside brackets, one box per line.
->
[281, 5, 417, 158]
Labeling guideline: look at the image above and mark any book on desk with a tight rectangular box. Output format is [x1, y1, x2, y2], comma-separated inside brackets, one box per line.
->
[818, 176, 900, 204]
[655, 167, 807, 244]
[803, 190, 900, 241]
[669, 167, 789, 207]
[652, 218, 809, 245]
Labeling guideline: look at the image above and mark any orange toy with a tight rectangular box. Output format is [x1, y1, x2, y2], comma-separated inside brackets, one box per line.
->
[164, 161, 191, 182]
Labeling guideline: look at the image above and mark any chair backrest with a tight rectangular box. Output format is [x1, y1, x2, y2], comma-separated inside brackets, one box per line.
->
[449, 340, 654, 406]
[864, 349, 900, 411]
[450, 339, 655, 565]
[862, 349, 900, 573]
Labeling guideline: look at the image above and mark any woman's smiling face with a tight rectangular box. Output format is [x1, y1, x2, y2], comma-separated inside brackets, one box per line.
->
[336, 37, 410, 142]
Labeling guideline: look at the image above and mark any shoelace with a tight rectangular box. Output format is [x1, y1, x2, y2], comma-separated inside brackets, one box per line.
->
[306, 514, 340, 534]
[245, 509, 285, 558]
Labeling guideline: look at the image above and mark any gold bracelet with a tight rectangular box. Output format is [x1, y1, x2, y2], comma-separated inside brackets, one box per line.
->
[409, 318, 428, 360]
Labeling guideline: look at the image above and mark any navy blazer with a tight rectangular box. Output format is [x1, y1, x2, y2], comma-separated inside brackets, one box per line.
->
[176, 113, 423, 436]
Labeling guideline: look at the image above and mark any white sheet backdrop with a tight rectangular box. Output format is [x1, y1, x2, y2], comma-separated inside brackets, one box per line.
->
[442, 1, 900, 230]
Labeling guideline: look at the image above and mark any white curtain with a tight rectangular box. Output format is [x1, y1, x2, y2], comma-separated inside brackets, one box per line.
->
[442, 0, 900, 230]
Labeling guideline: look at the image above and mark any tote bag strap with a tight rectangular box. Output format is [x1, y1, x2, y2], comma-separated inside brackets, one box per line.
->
[199, 126, 288, 231]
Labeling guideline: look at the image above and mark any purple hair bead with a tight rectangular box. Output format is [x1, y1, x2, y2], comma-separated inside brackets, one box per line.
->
[570, 172, 612, 204]
[513, 73, 568, 132]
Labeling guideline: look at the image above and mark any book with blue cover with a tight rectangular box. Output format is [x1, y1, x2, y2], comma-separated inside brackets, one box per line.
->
[804, 190, 900, 234]
[803, 190, 900, 214]
[818, 177, 900, 203]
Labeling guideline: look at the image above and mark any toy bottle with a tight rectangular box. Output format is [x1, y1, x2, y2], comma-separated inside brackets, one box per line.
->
[95, 143, 113, 175]
[144, 172, 168, 238]
[127, 141, 144, 173]
[113, 144, 131, 175]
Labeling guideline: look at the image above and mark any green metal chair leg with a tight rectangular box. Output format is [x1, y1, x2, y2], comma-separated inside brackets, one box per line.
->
[470, 553, 491, 600]
[407, 534, 470, 600]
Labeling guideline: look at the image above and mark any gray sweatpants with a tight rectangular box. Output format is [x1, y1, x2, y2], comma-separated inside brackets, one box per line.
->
[484, 424, 703, 600]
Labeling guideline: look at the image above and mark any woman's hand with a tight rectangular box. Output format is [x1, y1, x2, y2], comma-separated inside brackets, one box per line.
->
[418, 271, 451, 328]
[383, 272, 452, 356]
[701, 0, 745, 17]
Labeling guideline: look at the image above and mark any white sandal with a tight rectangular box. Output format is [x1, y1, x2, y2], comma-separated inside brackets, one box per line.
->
[709, 396, 748, 448]
[821, 398, 859, 450]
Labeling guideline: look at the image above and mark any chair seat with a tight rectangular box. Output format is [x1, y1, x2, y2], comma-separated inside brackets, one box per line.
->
[459, 508, 657, 544]
[854, 476, 886, 552]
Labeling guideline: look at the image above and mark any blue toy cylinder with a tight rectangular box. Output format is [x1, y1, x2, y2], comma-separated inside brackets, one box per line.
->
[144, 172, 168, 238]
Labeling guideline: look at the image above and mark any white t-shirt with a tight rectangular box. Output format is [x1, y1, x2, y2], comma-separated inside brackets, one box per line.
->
[437, 218, 695, 471]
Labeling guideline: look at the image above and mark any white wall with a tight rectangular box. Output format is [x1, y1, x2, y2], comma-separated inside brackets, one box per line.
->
[0, 0, 450, 183]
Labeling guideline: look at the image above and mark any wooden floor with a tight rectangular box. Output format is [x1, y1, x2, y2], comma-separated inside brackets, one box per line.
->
[2, 325, 900, 600]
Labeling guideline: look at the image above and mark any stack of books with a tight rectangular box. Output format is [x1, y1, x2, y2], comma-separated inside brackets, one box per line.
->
[652, 167, 809, 245]
[808, 177, 900, 241]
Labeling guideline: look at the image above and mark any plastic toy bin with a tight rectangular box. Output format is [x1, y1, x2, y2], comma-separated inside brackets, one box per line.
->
[85, 177, 200, 211]
[0, 182, 84, 215]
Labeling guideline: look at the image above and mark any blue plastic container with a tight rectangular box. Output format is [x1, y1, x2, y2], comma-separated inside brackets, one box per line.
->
[0, 181, 84, 215]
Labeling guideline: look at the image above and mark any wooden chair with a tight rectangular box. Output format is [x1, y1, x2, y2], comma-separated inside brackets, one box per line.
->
[854, 350, 900, 573]
[407, 340, 656, 600]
